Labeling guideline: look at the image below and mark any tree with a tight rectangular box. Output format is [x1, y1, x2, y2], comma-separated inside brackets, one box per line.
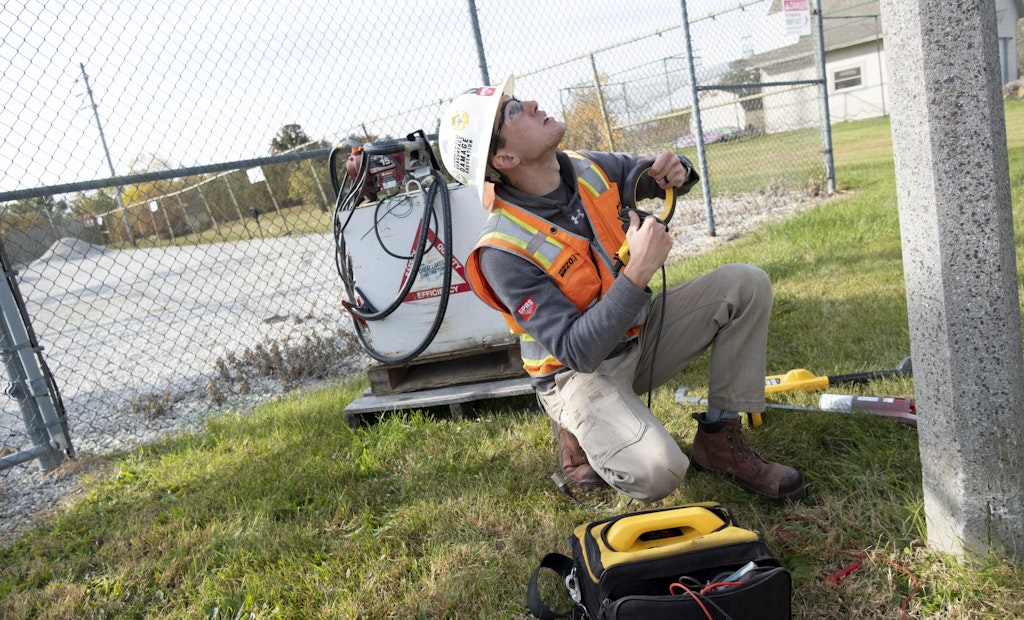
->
[7, 195, 70, 218]
[266, 124, 314, 210]
[715, 60, 765, 132]
[71, 189, 118, 218]
[344, 130, 381, 147]
[270, 124, 312, 154]
[285, 139, 333, 210]
[68, 189, 118, 244]
[119, 154, 181, 240]
[0, 195, 72, 236]
[562, 79, 619, 151]
[718, 61, 763, 110]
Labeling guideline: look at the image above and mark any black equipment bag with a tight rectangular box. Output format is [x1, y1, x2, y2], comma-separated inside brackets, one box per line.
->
[527, 502, 791, 620]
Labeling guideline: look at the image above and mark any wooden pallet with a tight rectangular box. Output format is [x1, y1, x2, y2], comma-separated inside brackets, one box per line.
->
[344, 343, 533, 427]
[365, 342, 525, 395]
[343, 375, 534, 427]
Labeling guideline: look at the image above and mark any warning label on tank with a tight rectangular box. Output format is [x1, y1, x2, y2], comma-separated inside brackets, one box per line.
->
[398, 224, 472, 302]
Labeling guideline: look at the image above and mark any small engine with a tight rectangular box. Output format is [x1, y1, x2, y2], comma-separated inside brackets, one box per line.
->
[345, 133, 435, 203]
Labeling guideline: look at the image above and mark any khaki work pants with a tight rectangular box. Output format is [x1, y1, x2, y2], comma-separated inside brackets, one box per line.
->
[537, 263, 772, 501]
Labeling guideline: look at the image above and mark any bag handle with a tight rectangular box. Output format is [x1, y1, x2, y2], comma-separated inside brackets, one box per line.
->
[526, 553, 586, 620]
[603, 505, 727, 552]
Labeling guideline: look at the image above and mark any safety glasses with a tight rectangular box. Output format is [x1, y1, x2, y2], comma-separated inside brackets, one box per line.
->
[490, 96, 522, 156]
[496, 97, 522, 136]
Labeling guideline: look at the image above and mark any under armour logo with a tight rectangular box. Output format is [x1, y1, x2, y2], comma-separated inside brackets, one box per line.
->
[570, 209, 585, 225]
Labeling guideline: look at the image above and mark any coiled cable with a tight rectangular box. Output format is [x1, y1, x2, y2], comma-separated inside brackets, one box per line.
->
[329, 138, 453, 364]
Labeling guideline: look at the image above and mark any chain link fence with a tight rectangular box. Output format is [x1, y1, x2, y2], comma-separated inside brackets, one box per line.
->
[1, 0, 835, 536]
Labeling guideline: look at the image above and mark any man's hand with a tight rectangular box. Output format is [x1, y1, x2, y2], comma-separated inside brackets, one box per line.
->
[619, 209, 672, 287]
[647, 151, 691, 189]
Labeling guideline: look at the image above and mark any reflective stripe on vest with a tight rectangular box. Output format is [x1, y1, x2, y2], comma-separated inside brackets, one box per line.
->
[476, 207, 566, 271]
[517, 332, 562, 377]
[572, 154, 612, 199]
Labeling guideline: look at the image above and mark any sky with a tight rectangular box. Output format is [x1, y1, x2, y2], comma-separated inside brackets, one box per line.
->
[1, 0, 793, 198]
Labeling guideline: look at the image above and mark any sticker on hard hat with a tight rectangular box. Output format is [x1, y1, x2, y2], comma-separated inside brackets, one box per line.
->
[451, 111, 469, 131]
[476, 86, 497, 97]
[453, 135, 473, 177]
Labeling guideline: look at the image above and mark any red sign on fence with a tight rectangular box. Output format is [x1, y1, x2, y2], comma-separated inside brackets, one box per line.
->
[784, 0, 810, 36]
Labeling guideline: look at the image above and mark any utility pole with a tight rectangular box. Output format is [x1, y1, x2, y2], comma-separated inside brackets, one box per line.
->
[80, 63, 135, 247]
[466, 0, 490, 85]
[881, 0, 1024, 559]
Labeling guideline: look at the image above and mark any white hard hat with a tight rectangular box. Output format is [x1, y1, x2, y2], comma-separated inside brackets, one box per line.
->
[438, 74, 514, 204]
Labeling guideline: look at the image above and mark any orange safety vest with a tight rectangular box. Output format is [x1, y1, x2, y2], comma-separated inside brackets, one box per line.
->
[465, 151, 645, 377]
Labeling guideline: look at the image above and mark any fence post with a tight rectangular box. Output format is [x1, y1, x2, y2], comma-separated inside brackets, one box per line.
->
[158, 200, 176, 243]
[80, 63, 136, 248]
[221, 175, 253, 240]
[195, 182, 220, 230]
[589, 54, 617, 152]
[261, 172, 292, 235]
[307, 159, 331, 212]
[466, 0, 490, 85]
[175, 193, 196, 235]
[0, 238, 71, 472]
[812, 0, 836, 194]
[881, 0, 1024, 559]
[678, 0, 716, 236]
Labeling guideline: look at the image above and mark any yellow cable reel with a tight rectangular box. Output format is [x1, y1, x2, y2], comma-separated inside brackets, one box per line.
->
[614, 159, 677, 270]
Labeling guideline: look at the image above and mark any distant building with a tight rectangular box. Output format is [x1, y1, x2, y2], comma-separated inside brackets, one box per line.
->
[751, 0, 1022, 127]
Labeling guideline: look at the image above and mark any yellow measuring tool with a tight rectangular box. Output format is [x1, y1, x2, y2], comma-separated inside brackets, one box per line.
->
[765, 357, 912, 396]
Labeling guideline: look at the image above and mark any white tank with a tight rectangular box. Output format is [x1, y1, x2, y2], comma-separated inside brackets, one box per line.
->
[341, 182, 515, 359]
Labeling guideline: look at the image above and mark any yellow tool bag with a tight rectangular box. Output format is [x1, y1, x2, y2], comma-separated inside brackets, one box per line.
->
[527, 503, 791, 619]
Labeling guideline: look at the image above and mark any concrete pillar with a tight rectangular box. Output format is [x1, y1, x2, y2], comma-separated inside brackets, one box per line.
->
[879, 0, 1024, 558]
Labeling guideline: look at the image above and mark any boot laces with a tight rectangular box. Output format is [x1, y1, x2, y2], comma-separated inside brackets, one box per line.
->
[726, 424, 767, 466]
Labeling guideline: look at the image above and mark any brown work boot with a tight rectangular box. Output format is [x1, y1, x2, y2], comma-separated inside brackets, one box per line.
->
[690, 414, 806, 502]
[553, 421, 606, 488]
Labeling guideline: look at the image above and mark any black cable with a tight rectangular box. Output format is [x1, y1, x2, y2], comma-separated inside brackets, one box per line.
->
[554, 164, 670, 503]
[371, 192, 440, 261]
[372, 195, 416, 259]
[332, 135, 446, 323]
[329, 144, 362, 292]
[645, 264, 667, 409]
[617, 161, 675, 408]
[347, 169, 453, 364]
[328, 138, 454, 365]
[327, 146, 345, 199]
[343, 177, 439, 322]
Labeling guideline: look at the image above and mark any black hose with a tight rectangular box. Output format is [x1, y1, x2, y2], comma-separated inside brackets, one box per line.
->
[347, 169, 454, 364]
[330, 138, 455, 365]
[329, 147, 359, 300]
[344, 177, 438, 322]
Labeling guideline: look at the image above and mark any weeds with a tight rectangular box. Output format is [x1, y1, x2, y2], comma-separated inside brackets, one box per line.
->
[206, 328, 363, 402]
[128, 391, 174, 419]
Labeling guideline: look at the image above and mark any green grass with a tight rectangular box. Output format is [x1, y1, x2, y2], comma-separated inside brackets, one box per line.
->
[679, 125, 829, 196]
[109, 204, 334, 250]
[3, 102, 1024, 618]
